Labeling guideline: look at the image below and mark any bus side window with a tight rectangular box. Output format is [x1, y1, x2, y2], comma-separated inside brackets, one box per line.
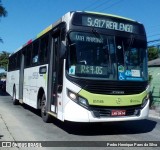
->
[32, 41, 39, 64]
[12, 54, 17, 71]
[39, 35, 49, 64]
[8, 55, 16, 71]
[25, 45, 32, 67]
[17, 51, 21, 69]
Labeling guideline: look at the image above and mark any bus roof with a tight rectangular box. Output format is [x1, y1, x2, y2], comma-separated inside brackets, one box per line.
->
[11, 11, 141, 55]
[84, 11, 137, 22]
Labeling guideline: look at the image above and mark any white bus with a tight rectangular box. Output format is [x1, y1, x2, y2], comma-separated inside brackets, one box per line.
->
[6, 11, 149, 123]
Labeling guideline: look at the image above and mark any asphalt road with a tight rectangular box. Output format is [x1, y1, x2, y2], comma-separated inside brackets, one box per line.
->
[0, 90, 160, 150]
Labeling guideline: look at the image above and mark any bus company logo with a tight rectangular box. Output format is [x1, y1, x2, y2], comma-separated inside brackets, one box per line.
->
[112, 91, 124, 94]
[116, 98, 122, 104]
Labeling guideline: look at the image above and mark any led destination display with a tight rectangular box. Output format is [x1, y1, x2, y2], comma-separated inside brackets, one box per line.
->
[72, 13, 145, 35]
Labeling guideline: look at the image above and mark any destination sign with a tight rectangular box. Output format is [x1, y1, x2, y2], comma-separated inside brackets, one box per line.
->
[72, 13, 145, 35]
[82, 16, 133, 33]
[76, 65, 108, 76]
[71, 33, 103, 43]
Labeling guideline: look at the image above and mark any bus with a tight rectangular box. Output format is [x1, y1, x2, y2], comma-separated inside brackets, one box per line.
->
[6, 11, 149, 123]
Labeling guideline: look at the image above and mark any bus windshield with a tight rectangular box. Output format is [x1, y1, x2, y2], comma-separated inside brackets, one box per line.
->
[67, 31, 148, 81]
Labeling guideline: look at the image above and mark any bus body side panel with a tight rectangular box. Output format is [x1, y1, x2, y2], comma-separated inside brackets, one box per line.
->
[37, 64, 48, 106]
[6, 70, 19, 99]
[6, 71, 12, 95]
[23, 66, 41, 108]
[23, 65, 48, 108]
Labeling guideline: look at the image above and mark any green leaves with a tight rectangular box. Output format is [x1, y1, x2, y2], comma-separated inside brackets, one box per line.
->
[0, 1, 7, 17]
[0, 1, 7, 43]
[148, 47, 159, 61]
[0, 51, 10, 71]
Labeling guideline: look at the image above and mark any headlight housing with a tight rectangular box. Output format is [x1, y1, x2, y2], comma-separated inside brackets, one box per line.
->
[141, 85, 150, 108]
[67, 89, 89, 109]
[141, 94, 149, 108]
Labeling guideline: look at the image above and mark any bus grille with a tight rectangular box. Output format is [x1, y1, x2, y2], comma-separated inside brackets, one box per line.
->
[83, 81, 147, 95]
[66, 74, 147, 95]
[90, 105, 141, 118]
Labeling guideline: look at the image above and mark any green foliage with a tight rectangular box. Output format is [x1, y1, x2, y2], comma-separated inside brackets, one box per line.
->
[0, 0, 7, 43]
[0, 51, 10, 70]
[148, 46, 159, 61]
[0, 0, 7, 17]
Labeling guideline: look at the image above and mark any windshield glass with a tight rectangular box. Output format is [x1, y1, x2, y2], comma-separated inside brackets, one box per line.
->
[67, 31, 148, 81]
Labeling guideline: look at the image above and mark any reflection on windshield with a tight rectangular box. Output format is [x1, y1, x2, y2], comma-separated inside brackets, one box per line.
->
[67, 32, 147, 81]
[116, 37, 147, 81]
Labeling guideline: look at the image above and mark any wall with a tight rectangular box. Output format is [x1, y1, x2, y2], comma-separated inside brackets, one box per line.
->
[148, 67, 160, 109]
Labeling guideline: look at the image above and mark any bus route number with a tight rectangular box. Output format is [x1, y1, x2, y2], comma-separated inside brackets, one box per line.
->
[80, 65, 103, 75]
[84, 16, 133, 33]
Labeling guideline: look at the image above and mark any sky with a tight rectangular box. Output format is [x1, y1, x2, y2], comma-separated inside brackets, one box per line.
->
[0, 0, 160, 54]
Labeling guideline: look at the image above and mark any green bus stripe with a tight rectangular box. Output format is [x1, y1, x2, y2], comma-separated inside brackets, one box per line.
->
[79, 89, 147, 106]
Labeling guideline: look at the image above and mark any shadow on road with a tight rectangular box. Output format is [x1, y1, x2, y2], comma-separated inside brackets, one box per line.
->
[14, 102, 158, 136]
[22, 103, 41, 117]
[52, 119, 157, 136]
[1, 91, 157, 136]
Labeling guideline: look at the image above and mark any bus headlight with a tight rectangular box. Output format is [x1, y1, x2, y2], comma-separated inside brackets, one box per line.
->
[67, 89, 89, 109]
[68, 90, 77, 100]
[141, 94, 149, 108]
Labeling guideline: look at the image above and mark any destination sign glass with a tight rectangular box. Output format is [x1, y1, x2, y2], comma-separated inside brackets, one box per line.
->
[75, 65, 108, 76]
[72, 13, 145, 35]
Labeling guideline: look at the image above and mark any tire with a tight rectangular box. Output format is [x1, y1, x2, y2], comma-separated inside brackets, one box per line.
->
[13, 87, 19, 105]
[41, 94, 52, 123]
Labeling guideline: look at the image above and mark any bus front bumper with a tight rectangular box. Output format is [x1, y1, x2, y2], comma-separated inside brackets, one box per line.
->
[64, 99, 149, 122]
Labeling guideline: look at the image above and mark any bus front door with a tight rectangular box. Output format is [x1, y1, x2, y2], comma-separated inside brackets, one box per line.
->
[47, 33, 60, 115]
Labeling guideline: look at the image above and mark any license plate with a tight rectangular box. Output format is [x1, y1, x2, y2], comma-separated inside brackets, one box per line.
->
[111, 110, 126, 116]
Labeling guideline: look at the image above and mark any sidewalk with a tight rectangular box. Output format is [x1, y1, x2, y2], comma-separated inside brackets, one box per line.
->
[149, 109, 160, 119]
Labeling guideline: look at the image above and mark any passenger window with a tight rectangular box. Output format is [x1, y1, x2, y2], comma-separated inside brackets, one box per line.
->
[17, 52, 21, 69]
[25, 45, 32, 67]
[32, 41, 39, 64]
[39, 35, 49, 64]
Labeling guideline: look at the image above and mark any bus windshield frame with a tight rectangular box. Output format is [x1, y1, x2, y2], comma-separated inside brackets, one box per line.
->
[66, 30, 148, 82]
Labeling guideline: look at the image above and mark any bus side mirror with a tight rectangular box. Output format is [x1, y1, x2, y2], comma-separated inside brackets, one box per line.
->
[60, 41, 66, 59]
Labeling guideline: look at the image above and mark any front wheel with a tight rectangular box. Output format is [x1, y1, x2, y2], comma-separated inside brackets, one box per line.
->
[41, 94, 52, 123]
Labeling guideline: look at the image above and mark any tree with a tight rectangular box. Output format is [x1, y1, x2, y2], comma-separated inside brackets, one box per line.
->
[0, 51, 10, 70]
[148, 46, 159, 61]
[0, 0, 7, 17]
[0, 0, 7, 43]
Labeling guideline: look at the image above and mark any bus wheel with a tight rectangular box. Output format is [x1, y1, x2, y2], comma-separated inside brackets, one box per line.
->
[13, 87, 19, 105]
[41, 94, 51, 123]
